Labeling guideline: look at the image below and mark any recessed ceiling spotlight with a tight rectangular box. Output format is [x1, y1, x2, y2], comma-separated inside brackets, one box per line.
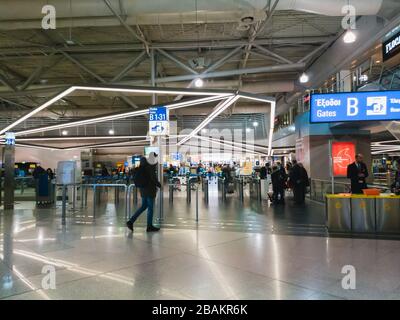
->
[299, 72, 309, 83]
[343, 30, 356, 43]
[62, 130, 68, 136]
[194, 78, 204, 88]
[108, 129, 115, 135]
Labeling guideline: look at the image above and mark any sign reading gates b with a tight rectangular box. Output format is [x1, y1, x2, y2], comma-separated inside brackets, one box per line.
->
[310, 91, 400, 123]
[332, 142, 355, 177]
[149, 106, 169, 136]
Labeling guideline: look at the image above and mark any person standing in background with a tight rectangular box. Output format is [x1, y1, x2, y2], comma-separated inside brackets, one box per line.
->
[271, 165, 286, 204]
[347, 154, 369, 194]
[391, 161, 400, 195]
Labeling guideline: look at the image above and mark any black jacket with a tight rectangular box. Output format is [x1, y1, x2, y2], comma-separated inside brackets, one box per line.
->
[140, 163, 161, 198]
[271, 169, 286, 189]
[347, 162, 369, 194]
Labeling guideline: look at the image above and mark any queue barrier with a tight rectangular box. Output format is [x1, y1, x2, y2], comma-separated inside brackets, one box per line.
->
[203, 178, 209, 203]
[249, 178, 262, 202]
[217, 177, 228, 201]
[81, 184, 128, 220]
[234, 177, 244, 202]
[326, 194, 400, 234]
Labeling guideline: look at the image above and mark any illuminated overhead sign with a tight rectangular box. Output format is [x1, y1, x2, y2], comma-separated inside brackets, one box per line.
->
[149, 106, 169, 136]
[5, 132, 15, 145]
[331, 142, 355, 177]
[383, 26, 400, 62]
[310, 91, 400, 123]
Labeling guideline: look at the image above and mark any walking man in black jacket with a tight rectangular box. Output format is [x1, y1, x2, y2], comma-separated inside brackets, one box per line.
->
[126, 152, 161, 232]
[347, 153, 369, 194]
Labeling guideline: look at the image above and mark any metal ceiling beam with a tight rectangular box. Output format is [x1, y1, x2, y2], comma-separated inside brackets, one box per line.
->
[0, 37, 331, 57]
[202, 46, 243, 74]
[111, 51, 147, 82]
[156, 48, 198, 75]
[19, 55, 64, 91]
[155, 63, 305, 83]
[61, 51, 140, 109]
[249, 50, 284, 64]
[173, 46, 243, 101]
[252, 44, 292, 64]
[0, 97, 30, 110]
[103, 0, 150, 53]
[297, 39, 333, 64]
[240, 0, 280, 70]
[0, 72, 16, 91]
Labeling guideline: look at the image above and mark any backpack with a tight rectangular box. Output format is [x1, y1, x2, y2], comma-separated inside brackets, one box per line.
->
[133, 166, 148, 188]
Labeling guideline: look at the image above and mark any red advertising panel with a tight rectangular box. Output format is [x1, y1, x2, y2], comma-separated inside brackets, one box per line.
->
[332, 142, 355, 177]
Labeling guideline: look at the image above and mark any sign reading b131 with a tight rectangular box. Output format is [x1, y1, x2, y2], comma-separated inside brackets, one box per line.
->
[149, 106, 169, 136]
[310, 91, 400, 123]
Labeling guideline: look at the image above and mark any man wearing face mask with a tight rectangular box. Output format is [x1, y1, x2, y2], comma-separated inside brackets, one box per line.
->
[127, 152, 161, 232]
[347, 153, 369, 194]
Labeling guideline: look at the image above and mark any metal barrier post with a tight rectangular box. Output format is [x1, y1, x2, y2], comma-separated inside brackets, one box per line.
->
[81, 184, 84, 208]
[239, 178, 244, 202]
[85, 185, 88, 207]
[61, 184, 67, 225]
[169, 183, 174, 203]
[221, 178, 226, 201]
[92, 185, 97, 219]
[204, 178, 209, 203]
[256, 178, 261, 201]
[187, 178, 191, 204]
[196, 185, 199, 222]
[72, 184, 76, 210]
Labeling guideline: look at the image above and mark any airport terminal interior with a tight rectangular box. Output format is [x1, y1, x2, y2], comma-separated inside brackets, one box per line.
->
[1, 0, 400, 301]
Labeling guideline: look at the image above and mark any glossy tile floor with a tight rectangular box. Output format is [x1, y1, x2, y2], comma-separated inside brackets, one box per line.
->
[0, 186, 400, 300]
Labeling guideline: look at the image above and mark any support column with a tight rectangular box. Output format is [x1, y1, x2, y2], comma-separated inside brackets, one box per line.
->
[151, 49, 164, 222]
[3, 144, 15, 210]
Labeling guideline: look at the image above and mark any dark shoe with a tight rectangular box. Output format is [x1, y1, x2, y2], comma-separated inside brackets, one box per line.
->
[146, 225, 160, 232]
[126, 221, 133, 231]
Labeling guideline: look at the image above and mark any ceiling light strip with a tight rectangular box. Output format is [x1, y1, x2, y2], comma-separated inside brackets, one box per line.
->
[0, 87, 75, 135]
[177, 95, 240, 146]
[11, 95, 231, 137]
[73, 85, 233, 97]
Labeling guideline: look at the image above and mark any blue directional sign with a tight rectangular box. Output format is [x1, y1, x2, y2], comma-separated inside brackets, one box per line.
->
[149, 106, 169, 135]
[5, 132, 15, 146]
[310, 91, 400, 123]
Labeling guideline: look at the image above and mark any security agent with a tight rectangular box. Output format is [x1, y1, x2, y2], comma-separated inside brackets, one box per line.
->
[347, 153, 369, 194]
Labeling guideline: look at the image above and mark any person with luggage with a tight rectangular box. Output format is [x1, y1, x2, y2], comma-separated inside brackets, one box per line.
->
[126, 152, 161, 232]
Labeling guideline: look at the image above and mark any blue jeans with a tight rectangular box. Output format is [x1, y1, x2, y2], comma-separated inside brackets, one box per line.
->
[128, 196, 154, 227]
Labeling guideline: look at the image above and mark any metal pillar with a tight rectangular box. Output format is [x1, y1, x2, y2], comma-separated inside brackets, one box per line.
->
[3, 144, 15, 210]
[151, 48, 164, 223]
